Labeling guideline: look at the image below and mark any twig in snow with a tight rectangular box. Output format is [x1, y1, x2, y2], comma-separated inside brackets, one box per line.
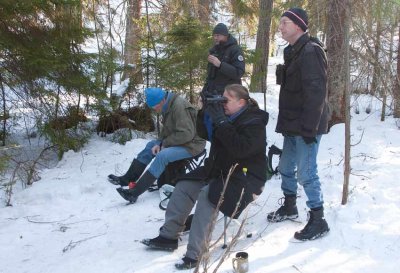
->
[25, 215, 74, 224]
[292, 265, 303, 272]
[351, 128, 364, 146]
[62, 233, 106, 253]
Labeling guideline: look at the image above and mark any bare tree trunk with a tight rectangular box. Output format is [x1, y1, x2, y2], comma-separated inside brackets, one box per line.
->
[371, 0, 382, 97]
[381, 21, 395, 121]
[92, 0, 106, 92]
[122, 0, 143, 84]
[197, 0, 212, 25]
[107, 0, 113, 96]
[0, 76, 6, 146]
[394, 20, 400, 118]
[144, 0, 158, 87]
[327, 0, 348, 128]
[342, 0, 351, 205]
[250, 0, 273, 111]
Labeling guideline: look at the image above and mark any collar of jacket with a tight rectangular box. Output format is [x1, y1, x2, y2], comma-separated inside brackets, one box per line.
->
[162, 92, 180, 115]
[292, 33, 310, 54]
[228, 105, 249, 122]
[285, 33, 310, 63]
[294, 32, 310, 48]
[161, 92, 173, 113]
[214, 35, 238, 51]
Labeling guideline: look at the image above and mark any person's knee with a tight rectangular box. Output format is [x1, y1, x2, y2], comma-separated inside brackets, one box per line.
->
[153, 150, 172, 166]
[298, 168, 319, 186]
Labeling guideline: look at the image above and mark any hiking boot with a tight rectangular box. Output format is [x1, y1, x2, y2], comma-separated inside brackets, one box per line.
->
[116, 187, 138, 203]
[108, 159, 146, 187]
[115, 171, 157, 203]
[141, 235, 178, 251]
[294, 207, 330, 241]
[175, 256, 198, 270]
[267, 194, 298, 222]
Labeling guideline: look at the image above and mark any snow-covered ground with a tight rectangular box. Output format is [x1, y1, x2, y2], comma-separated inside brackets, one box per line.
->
[1, 73, 399, 272]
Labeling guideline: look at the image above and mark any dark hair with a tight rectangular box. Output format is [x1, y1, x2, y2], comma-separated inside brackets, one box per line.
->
[224, 84, 259, 107]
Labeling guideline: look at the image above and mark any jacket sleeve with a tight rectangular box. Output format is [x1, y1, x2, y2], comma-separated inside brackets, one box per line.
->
[299, 44, 328, 137]
[218, 46, 245, 80]
[162, 102, 196, 147]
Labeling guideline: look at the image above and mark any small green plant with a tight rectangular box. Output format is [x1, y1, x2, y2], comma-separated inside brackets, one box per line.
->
[107, 128, 132, 145]
[42, 122, 92, 160]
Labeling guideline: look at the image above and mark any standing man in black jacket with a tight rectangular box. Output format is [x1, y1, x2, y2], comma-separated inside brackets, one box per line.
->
[142, 84, 268, 270]
[202, 23, 245, 97]
[200, 23, 246, 140]
[267, 8, 330, 241]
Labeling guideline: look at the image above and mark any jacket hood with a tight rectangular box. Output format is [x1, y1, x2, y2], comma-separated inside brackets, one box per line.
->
[247, 104, 269, 126]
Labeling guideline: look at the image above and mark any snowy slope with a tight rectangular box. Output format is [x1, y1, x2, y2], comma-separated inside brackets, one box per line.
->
[1, 85, 400, 273]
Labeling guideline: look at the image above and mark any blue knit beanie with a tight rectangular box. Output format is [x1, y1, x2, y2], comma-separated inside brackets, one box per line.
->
[145, 87, 166, 107]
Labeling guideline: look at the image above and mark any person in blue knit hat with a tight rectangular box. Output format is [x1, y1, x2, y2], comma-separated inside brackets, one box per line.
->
[108, 87, 206, 204]
[145, 87, 165, 109]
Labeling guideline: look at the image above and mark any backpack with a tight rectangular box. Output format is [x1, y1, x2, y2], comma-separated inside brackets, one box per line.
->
[158, 149, 206, 187]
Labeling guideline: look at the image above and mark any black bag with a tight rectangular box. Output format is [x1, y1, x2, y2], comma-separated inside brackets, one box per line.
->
[157, 160, 188, 188]
[152, 149, 207, 190]
[266, 145, 282, 180]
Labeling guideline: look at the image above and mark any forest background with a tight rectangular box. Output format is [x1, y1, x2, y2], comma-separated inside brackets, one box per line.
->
[0, 0, 400, 208]
[0, 1, 400, 272]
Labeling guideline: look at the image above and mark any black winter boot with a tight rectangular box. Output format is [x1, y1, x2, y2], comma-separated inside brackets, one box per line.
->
[175, 256, 198, 270]
[294, 207, 330, 241]
[108, 159, 146, 186]
[267, 194, 299, 222]
[115, 171, 156, 203]
[141, 235, 178, 251]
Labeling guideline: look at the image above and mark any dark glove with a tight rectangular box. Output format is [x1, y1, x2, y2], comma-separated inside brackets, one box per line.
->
[303, 136, 317, 145]
[205, 103, 228, 127]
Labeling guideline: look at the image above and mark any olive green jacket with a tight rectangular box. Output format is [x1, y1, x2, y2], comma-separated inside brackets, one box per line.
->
[159, 93, 206, 156]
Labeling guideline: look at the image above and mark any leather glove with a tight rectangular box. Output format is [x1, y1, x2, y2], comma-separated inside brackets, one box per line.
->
[205, 103, 228, 127]
[303, 136, 317, 145]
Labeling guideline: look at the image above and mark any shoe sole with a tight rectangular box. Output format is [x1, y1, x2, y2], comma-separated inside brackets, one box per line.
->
[293, 229, 330, 241]
[141, 239, 177, 251]
[175, 263, 197, 270]
[267, 214, 299, 223]
[108, 177, 121, 186]
[116, 188, 137, 203]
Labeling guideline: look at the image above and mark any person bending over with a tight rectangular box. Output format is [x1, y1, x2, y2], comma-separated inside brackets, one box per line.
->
[108, 87, 206, 204]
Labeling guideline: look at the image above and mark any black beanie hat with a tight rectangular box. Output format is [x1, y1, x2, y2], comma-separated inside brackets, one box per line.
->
[213, 23, 229, 36]
[282, 8, 308, 32]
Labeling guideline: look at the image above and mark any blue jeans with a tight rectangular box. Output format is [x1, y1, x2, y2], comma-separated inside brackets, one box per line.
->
[279, 135, 324, 209]
[136, 140, 192, 178]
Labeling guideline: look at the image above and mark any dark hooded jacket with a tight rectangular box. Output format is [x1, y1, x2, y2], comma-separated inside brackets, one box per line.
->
[202, 35, 245, 96]
[185, 104, 269, 217]
[275, 33, 329, 137]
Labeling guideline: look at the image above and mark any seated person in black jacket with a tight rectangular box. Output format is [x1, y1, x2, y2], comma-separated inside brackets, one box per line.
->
[141, 84, 269, 270]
